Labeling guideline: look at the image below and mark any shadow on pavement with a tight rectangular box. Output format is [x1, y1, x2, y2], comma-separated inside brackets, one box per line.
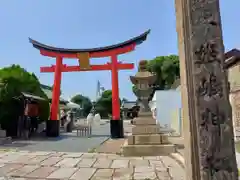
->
[0, 122, 112, 152]
[1, 142, 35, 147]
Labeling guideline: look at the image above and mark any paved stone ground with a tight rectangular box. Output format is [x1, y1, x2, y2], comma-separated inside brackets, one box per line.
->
[95, 120, 133, 154]
[0, 123, 110, 153]
[0, 150, 185, 180]
[176, 143, 240, 176]
[96, 139, 125, 154]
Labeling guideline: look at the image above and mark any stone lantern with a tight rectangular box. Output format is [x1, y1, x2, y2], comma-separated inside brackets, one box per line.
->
[130, 60, 156, 112]
[122, 60, 175, 156]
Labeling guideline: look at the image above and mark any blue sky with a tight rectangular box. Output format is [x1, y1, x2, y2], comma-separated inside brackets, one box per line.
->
[0, 0, 240, 101]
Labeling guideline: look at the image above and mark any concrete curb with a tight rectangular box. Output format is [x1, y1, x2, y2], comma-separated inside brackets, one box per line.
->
[169, 152, 185, 169]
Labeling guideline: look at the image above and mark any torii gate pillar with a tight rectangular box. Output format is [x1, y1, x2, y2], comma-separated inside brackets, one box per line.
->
[110, 55, 122, 138]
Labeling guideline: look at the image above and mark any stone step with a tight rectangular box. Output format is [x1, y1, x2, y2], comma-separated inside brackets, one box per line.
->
[132, 118, 156, 125]
[137, 112, 152, 117]
[0, 130, 6, 138]
[128, 134, 169, 145]
[0, 137, 12, 145]
[122, 140, 176, 156]
[132, 125, 161, 135]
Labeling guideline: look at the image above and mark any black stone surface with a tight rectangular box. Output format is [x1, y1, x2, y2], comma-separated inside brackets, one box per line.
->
[46, 120, 59, 137]
[29, 30, 150, 54]
[110, 119, 124, 139]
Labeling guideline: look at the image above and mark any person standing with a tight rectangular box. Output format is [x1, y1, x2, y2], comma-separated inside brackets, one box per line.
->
[23, 100, 31, 139]
[151, 107, 157, 124]
[60, 110, 66, 127]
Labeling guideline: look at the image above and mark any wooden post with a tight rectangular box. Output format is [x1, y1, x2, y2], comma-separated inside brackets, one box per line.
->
[111, 55, 120, 120]
[175, 0, 238, 179]
[47, 56, 62, 137]
[110, 55, 123, 138]
[51, 57, 63, 120]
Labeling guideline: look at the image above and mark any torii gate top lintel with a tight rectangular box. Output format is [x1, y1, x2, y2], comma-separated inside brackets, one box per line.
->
[29, 29, 150, 58]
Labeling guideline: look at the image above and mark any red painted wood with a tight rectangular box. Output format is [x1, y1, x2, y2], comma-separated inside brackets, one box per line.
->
[39, 43, 136, 58]
[40, 63, 134, 72]
[50, 57, 63, 120]
[111, 55, 121, 120]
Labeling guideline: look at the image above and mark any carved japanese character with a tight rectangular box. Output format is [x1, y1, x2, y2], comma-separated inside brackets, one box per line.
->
[199, 138, 235, 178]
[197, 73, 223, 98]
[209, 74, 223, 97]
[200, 107, 224, 129]
[213, 171, 236, 180]
[192, 0, 216, 12]
[191, 1, 219, 27]
[193, 9, 213, 24]
[195, 40, 220, 64]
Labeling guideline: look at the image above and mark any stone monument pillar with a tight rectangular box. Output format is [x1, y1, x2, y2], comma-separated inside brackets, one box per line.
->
[175, 0, 238, 179]
[122, 60, 176, 156]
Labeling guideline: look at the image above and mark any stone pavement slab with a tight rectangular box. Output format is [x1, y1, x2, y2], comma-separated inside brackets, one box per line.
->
[9, 155, 36, 164]
[134, 171, 157, 180]
[25, 155, 49, 165]
[70, 167, 96, 180]
[160, 155, 185, 179]
[111, 159, 129, 168]
[0, 150, 185, 179]
[0, 164, 23, 175]
[93, 158, 112, 168]
[93, 168, 114, 178]
[7, 165, 39, 177]
[47, 167, 78, 179]
[113, 168, 133, 180]
[40, 156, 63, 166]
[55, 158, 81, 167]
[25, 166, 57, 179]
[0, 154, 24, 163]
[77, 158, 97, 168]
[130, 159, 149, 167]
[62, 152, 83, 158]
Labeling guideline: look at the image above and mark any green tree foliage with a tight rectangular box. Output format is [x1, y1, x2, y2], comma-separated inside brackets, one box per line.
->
[95, 90, 112, 117]
[132, 85, 138, 98]
[132, 55, 180, 94]
[95, 90, 122, 118]
[147, 55, 180, 89]
[0, 65, 50, 135]
[71, 94, 92, 117]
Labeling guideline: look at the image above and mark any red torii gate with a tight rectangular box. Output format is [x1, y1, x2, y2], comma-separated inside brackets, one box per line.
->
[29, 30, 150, 138]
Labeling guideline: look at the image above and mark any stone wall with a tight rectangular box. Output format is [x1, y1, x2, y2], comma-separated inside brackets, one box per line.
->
[230, 91, 240, 128]
[170, 108, 182, 136]
[228, 64, 240, 136]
